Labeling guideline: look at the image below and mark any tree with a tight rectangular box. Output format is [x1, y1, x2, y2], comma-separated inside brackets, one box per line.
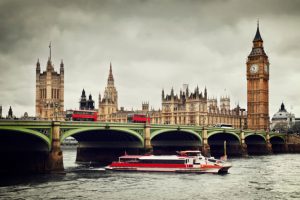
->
[291, 122, 300, 134]
[273, 122, 289, 133]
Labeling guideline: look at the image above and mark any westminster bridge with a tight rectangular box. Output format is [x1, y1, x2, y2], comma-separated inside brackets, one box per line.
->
[1, 120, 300, 173]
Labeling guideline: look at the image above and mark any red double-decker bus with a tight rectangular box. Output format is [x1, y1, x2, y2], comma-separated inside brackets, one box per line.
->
[127, 114, 150, 123]
[66, 110, 97, 121]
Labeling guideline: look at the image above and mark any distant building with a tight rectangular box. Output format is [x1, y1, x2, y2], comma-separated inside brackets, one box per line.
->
[7, 106, 14, 119]
[79, 89, 95, 110]
[271, 103, 295, 132]
[20, 112, 36, 120]
[35, 43, 64, 120]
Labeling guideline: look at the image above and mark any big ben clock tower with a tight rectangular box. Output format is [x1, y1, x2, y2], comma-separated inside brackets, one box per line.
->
[246, 22, 270, 131]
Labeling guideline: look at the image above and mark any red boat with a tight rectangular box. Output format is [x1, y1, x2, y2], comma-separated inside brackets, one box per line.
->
[105, 151, 232, 174]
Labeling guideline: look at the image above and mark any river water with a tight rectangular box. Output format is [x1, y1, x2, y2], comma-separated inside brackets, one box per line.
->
[1, 149, 300, 200]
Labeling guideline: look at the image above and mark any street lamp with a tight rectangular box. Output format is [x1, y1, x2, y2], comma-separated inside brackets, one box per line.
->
[53, 102, 61, 121]
[239, 108, 246, 130]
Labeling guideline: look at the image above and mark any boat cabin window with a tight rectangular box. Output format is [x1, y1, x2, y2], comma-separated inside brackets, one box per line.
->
[208, 158, 217, 163]
[119, 157, 139, 162]
[139, 159, 186, 164]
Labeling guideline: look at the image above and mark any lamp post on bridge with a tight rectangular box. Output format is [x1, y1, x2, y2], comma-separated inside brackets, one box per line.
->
[239, 108, 246, 130]
[53, 102, 62, 121]
[238, 108, 248, 157]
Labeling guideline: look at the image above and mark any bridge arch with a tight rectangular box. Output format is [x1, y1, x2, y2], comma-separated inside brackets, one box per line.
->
[61, 127, 144, 164]
[151, 129, 201, 141]
[61, 127, 144, 145]
[207, 131, 241, 157]
[208, 131, 240, 141]
[245, 133, 266, 141]
[270, 135, 286, 153]
[0, 127, 51, 173]
[0, 127, 51, 149]
[151, 129, 202, 154]
[245, 133, 268, 155]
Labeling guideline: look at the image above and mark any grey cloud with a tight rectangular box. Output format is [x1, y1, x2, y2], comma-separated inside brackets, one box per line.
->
[0, 0, 300, 117]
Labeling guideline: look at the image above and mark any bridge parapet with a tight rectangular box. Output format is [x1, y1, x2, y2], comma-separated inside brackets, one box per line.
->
[59, 121, 146, 142]
[0, 120, 52, 147]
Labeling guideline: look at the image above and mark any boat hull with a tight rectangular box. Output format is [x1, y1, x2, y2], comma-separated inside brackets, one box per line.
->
[105, 165, 231, 174]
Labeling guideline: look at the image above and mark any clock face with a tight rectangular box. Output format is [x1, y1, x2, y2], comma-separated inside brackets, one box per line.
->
[264, 64, 269, 73]
[250, 64, 258, 74]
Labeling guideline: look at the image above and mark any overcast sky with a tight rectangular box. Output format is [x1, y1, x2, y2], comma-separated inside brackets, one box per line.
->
[0, 0, 300, 118]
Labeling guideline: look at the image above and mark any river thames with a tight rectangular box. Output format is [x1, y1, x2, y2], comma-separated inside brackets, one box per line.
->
[0, 150, 300, 200]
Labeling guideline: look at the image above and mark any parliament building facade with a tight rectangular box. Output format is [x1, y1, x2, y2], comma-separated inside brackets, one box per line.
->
[36, 24, 270, 131]
[97, 64, 247, 129]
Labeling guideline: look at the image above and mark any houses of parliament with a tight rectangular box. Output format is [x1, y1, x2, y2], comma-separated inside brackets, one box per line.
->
[35, 24, 269, 131]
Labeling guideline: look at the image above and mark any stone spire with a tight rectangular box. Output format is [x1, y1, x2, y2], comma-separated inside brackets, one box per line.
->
[81, 89, 86, 98]
[249, 21, 267, 57]
[171, 87, 174, 97]
[36, 58, 40, 72]
[280, 102, 287, 112]
[108, 62, 114, 85]
[253, 20, 263, 42]
[49, 41, 52, 61]
[60, 59, 64, 73]
[8, 106, 13, 119]
[196, 85, 199, 96]
[46, 43, 53, 71]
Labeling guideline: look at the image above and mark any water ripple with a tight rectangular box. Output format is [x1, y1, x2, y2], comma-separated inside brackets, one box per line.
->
[1, 152, 300, 200]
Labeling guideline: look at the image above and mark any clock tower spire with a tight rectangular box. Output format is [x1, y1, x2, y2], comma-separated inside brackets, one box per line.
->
[246, 22, 270, 131]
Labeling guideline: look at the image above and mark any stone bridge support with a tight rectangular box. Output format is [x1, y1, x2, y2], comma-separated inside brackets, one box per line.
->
[201, 127, 210, 157]
[285, 134, 300, 153]
[46, 121, 64, 173]
[144, 123, 152, 153]
[240, 131, 248, 157]
[265, 132, 273, 154]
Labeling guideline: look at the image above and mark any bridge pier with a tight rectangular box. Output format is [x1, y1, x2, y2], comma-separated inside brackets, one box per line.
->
[201, 127, 211, 157]
[46, 121, 64, 173]
[265, 132, 273, 154]
[240, 131, 248, 157]
[144, 124, 152, 153]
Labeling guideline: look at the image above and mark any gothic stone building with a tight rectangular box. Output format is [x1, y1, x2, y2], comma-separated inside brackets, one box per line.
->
[35, 46, 64, 120]
[160, 87, 246, 128]
[160, 87, 208, 125]
[79, 89, 95, 110]
[98, 63, 119, 122]
[97, 64, 246, 128]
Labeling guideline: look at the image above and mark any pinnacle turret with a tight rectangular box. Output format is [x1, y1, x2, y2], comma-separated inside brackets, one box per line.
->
[36, 58, 40, 72]
[81, 89, 86, 98]
[60, 59, 64, 73]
